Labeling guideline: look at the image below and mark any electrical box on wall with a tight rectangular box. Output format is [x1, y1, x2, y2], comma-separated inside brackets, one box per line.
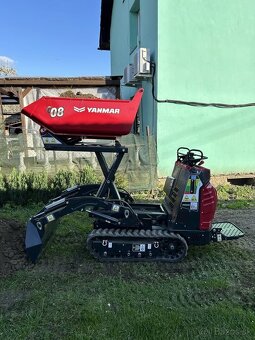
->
[133, 48, 151, 79]
[123, 64, 136, 86]
[122, 48, 151, 86]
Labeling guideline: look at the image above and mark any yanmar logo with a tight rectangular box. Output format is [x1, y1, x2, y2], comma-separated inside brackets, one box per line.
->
[73, 106, 120, 114]
[74, 106, 85, 113]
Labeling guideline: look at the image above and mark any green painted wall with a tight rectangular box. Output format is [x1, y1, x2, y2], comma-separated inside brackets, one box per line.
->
[109, 0, 255, 177]
[110, 0, 157, 135]
[157, 0, 255, 175]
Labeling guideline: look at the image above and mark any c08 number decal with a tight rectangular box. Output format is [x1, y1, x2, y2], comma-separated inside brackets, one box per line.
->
[47, 106, 64, 118]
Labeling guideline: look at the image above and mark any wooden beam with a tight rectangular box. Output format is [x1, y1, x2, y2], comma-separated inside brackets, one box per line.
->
[0, 92, 2, 119]
[19, 88, 29, 157]
[0, 87, 16, 96]
[0, 77, 121, 88]
[21, 87, 32, 98]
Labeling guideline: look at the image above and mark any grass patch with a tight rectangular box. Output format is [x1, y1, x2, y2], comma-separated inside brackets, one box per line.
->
[217, 184, 255, 209]
[218, 199, 255, 209]
[1, 204, 255, 339]
[0, 268, 255, 339]
[0, 202, 42, 223]
[133, 183, 255, 210]
[217, 184, 255, 201]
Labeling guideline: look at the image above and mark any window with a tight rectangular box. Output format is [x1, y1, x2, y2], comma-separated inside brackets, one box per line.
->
[129, 0, 140, 53]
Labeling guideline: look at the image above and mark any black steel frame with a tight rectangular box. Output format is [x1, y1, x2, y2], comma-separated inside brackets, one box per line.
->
[44, 136, 128, 200]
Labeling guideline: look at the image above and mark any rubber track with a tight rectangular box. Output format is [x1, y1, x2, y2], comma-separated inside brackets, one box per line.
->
[87, 228, 188, 263]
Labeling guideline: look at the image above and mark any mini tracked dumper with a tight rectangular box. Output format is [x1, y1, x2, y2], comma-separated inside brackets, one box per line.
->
[22, 88, 244, 263]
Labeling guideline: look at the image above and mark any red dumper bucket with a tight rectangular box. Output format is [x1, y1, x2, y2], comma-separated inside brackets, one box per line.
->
[22, 89, 144, 138]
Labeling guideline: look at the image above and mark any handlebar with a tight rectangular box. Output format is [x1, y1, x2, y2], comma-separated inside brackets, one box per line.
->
[177, 147, 208, 166]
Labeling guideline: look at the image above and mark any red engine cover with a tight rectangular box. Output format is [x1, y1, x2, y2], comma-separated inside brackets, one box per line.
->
[199, 183, 217, 231]
[22, 89, 144, 137]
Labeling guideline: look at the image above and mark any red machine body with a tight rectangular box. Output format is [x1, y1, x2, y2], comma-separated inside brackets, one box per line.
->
[22, 89, 144, 138]
[199, 183, 217, 231]
[164, 150, 218, 238]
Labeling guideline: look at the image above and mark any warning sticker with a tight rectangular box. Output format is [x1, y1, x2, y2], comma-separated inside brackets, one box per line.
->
[46, 214, 55, 222]
[190, 202, 198, 211]
[184, 179, 200, 194]
[182, 177, 202, 204]
[140, 244, 146, 252]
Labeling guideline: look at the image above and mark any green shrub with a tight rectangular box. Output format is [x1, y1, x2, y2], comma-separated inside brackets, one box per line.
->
[217, 184, 255, 201]
[115, 172, 128, 189]
[78, 164, 99, 185]
[0, 166, 100, 206]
